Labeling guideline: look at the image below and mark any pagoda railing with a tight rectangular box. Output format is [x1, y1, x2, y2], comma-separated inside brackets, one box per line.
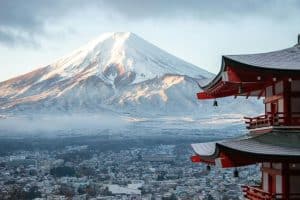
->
[242, 185, 300, 200]
[244, 112, 300, 129]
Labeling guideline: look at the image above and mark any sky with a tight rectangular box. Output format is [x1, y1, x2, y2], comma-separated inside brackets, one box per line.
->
[0, 0, 300, 81]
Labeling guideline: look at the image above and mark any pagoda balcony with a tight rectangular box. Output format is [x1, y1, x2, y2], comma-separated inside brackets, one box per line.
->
[242, 185, 300, 200]
[244, 112, 300, 130]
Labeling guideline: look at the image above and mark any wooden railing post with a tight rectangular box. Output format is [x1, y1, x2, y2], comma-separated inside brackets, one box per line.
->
[242, 185, 300, 200]
[243, 112, 300, 129]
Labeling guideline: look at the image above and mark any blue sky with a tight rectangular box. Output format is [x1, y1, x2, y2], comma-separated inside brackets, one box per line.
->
[0, 0, 300, 81]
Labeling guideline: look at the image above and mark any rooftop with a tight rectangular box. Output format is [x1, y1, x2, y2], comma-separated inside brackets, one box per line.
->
[224, 44, 300, 71]
[192, 129, 300, 159]
[200, 37, 300, 92]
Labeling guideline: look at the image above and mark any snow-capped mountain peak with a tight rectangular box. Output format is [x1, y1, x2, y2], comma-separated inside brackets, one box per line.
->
[39, 32, 212, 85]
[0, 32, 222, 115]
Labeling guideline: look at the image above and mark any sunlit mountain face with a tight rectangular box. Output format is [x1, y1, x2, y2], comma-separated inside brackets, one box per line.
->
[0, 32, 261, 119]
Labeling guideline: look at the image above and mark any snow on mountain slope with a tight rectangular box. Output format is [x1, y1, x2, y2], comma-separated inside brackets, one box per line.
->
[39, 32, 212, 84]
[0, 32, 262, 117]
[111, 74, 263, 116]
[112, 74, 201, 113]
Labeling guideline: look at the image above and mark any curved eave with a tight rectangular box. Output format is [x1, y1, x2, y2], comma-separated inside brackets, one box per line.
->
[191, 129, 300, 168]
[223, 56, 300, 75]
[191, 142, 220, 160]
[224, 44, 300, 71]
[218, 143, 300, 162]
[201, 44, 300, 91]
[201, 57, 226, 90]
[192, 139, 300, 159]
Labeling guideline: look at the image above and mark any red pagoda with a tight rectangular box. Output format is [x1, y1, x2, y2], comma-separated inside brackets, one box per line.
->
[191, 36, 300, 199]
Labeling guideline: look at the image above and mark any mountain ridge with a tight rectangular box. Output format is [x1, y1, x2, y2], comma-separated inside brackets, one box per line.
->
[0, 32, 262, 118]
[0, 32, 214, 115]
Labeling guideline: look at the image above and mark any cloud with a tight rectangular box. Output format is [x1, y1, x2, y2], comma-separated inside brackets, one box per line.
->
[0, 28, 40, 48]
[0, 0, 299, 47]
[0, 0, 83, 47]
[99, 0, 300, 21]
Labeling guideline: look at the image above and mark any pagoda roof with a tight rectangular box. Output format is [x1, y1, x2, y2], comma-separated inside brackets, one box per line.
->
[225, 44, 300, 71]
[198, 43, 300, 99]
[191, 129, 300, 167]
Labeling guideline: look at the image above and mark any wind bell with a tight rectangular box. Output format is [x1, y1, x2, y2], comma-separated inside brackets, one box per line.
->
[206, 165, 211, 171]
[233, 168, 239, 178]
[213, 99, 218, 107]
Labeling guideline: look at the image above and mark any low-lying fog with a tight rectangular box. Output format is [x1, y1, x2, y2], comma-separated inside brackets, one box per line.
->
[0, 113, 246, 138]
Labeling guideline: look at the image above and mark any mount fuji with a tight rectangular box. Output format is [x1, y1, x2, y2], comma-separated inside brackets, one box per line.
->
[0, 32, 261, 119]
